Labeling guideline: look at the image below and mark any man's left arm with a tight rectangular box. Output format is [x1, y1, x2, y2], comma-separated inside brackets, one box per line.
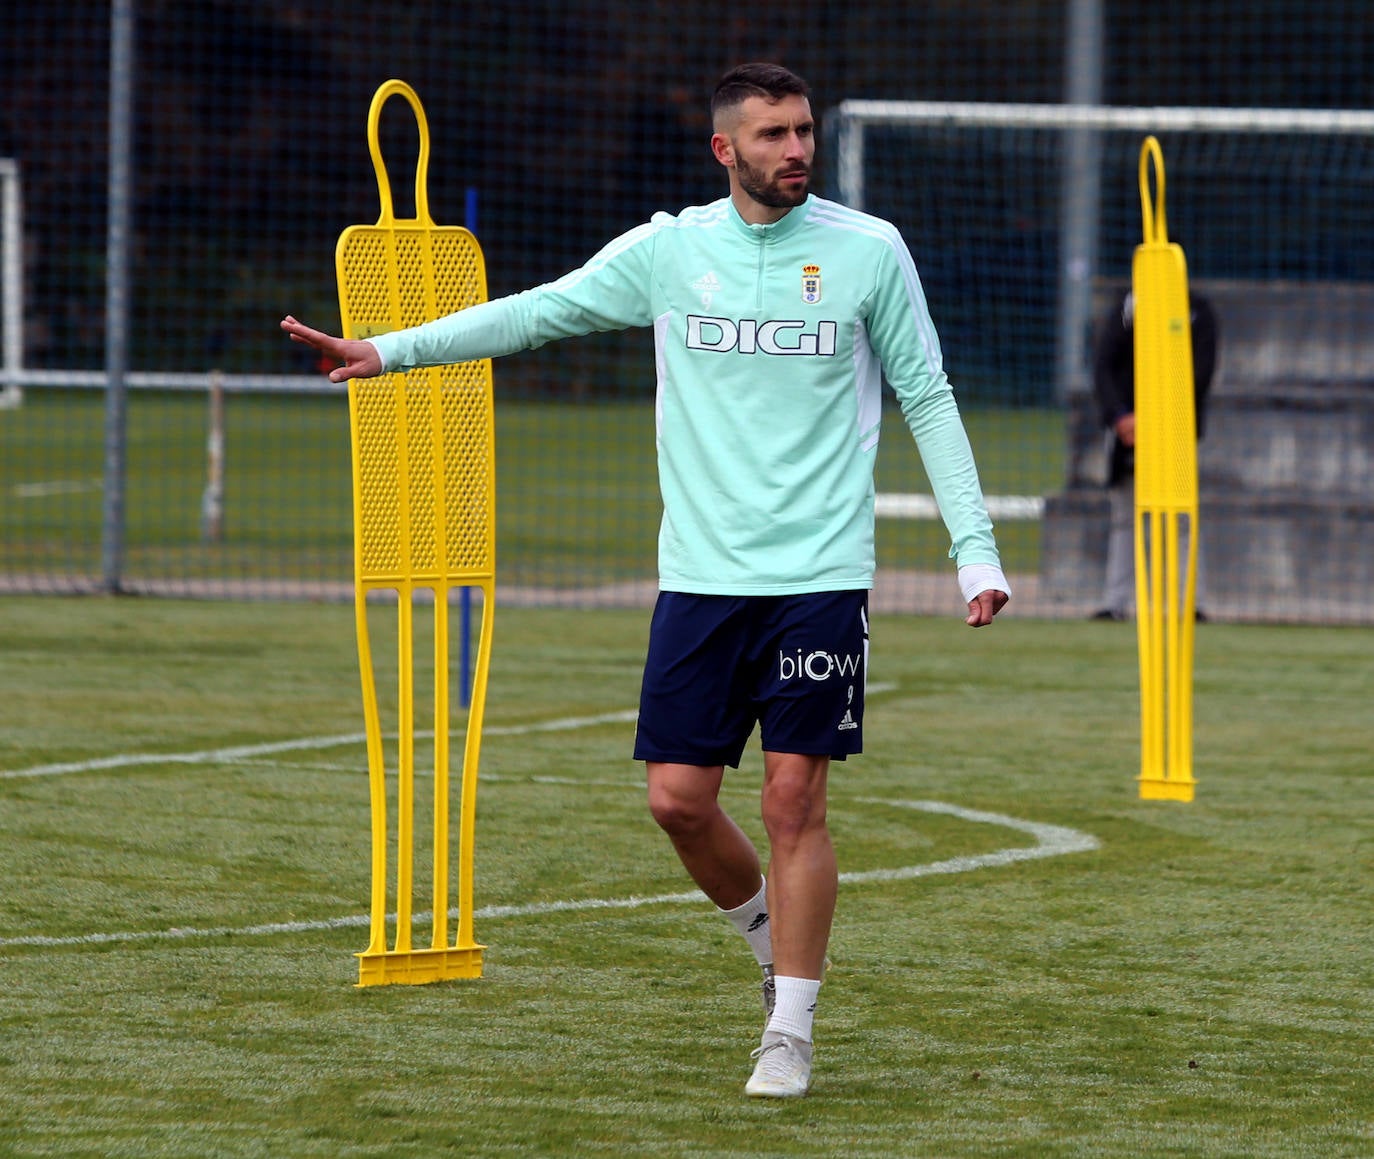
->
[865, 241, 1010, 622]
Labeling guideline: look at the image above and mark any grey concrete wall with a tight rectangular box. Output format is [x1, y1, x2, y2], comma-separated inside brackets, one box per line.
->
[1040, 279, 1374, 623]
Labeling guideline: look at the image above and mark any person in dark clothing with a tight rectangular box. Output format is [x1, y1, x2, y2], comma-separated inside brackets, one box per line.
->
[1091, 288, 1218, 620]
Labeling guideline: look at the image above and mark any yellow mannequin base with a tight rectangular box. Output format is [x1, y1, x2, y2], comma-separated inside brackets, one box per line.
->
[1138, 777, 1196, 802]
[356, 944, 486, 987]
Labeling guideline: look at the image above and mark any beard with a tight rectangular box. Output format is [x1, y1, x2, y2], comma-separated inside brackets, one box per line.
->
[735, 153, 810, 209]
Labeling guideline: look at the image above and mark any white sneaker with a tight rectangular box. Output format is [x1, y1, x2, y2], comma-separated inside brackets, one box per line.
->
[745, 1031, 813, 1098]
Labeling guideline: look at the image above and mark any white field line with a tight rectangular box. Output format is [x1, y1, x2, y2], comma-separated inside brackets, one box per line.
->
[0, 710, 641, 781]
[0, 692, 1098, 949]
[1, 807, 1095, 950]
[0, 799, 1096, 948]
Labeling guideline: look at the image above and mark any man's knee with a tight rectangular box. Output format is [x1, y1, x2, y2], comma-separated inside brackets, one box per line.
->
[761, 754, 830, 843]
[645, 763, 723, 837]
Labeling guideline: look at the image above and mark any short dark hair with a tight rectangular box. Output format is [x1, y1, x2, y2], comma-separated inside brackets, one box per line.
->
[710, 63, 810, 124]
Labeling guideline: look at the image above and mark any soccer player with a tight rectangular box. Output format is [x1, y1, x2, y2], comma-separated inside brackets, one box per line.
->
[282, 62, 1009, 1099]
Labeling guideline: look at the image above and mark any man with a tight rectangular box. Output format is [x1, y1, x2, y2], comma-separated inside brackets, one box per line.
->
[282, 62, 1009, 1098]
[1092, 287, 1218, 621]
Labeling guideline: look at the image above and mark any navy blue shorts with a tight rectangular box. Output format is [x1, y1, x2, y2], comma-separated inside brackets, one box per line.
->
[633, 590, 869, 768]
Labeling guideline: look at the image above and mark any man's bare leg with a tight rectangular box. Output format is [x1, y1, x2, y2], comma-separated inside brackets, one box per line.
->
[759, 751, 835, 981]
[645, 761, 762, 909]
[741, 750, 833, 1097]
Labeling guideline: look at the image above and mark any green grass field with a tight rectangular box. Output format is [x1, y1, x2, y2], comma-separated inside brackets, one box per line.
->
[1, 597, 1370, 1157]
[0, 390, 1063, 590]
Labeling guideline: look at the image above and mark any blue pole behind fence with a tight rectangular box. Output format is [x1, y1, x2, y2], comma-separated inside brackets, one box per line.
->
[459, 186, 479, 707]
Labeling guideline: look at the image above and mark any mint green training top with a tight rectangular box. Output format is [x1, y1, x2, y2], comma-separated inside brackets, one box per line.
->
[369, 194, 1002, 597]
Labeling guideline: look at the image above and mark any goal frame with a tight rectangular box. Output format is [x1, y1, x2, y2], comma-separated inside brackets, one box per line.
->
[833, 101, 1374, 210]
[830, 101, 1374, 402]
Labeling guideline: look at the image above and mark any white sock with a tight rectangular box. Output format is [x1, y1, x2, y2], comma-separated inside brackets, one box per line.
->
[767, 975, 820, 1042]
[718, 878, 772, 968]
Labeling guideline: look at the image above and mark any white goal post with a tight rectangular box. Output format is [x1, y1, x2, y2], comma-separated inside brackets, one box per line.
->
[0, 155, 332, 405]
[1, 158, 22, 408]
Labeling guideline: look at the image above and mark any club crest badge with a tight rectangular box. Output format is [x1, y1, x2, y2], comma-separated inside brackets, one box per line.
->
[802, 264, 822, 304]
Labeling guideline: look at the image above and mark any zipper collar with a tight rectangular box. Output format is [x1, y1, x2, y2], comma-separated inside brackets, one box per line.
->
[727, 195, 813, 244]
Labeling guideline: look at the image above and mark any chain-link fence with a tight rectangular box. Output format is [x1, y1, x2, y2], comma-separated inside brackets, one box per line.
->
[3, 2, 1372, 621]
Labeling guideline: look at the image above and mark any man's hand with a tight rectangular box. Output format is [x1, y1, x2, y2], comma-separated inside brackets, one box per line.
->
[280, 316, 383, 382]
[1113, 412, 1136, 448]
[965, 588, 1009, 627]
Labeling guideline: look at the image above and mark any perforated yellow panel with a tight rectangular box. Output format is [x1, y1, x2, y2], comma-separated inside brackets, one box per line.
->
[339, 226, 494, 584]
[335, 80, 495, 986]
